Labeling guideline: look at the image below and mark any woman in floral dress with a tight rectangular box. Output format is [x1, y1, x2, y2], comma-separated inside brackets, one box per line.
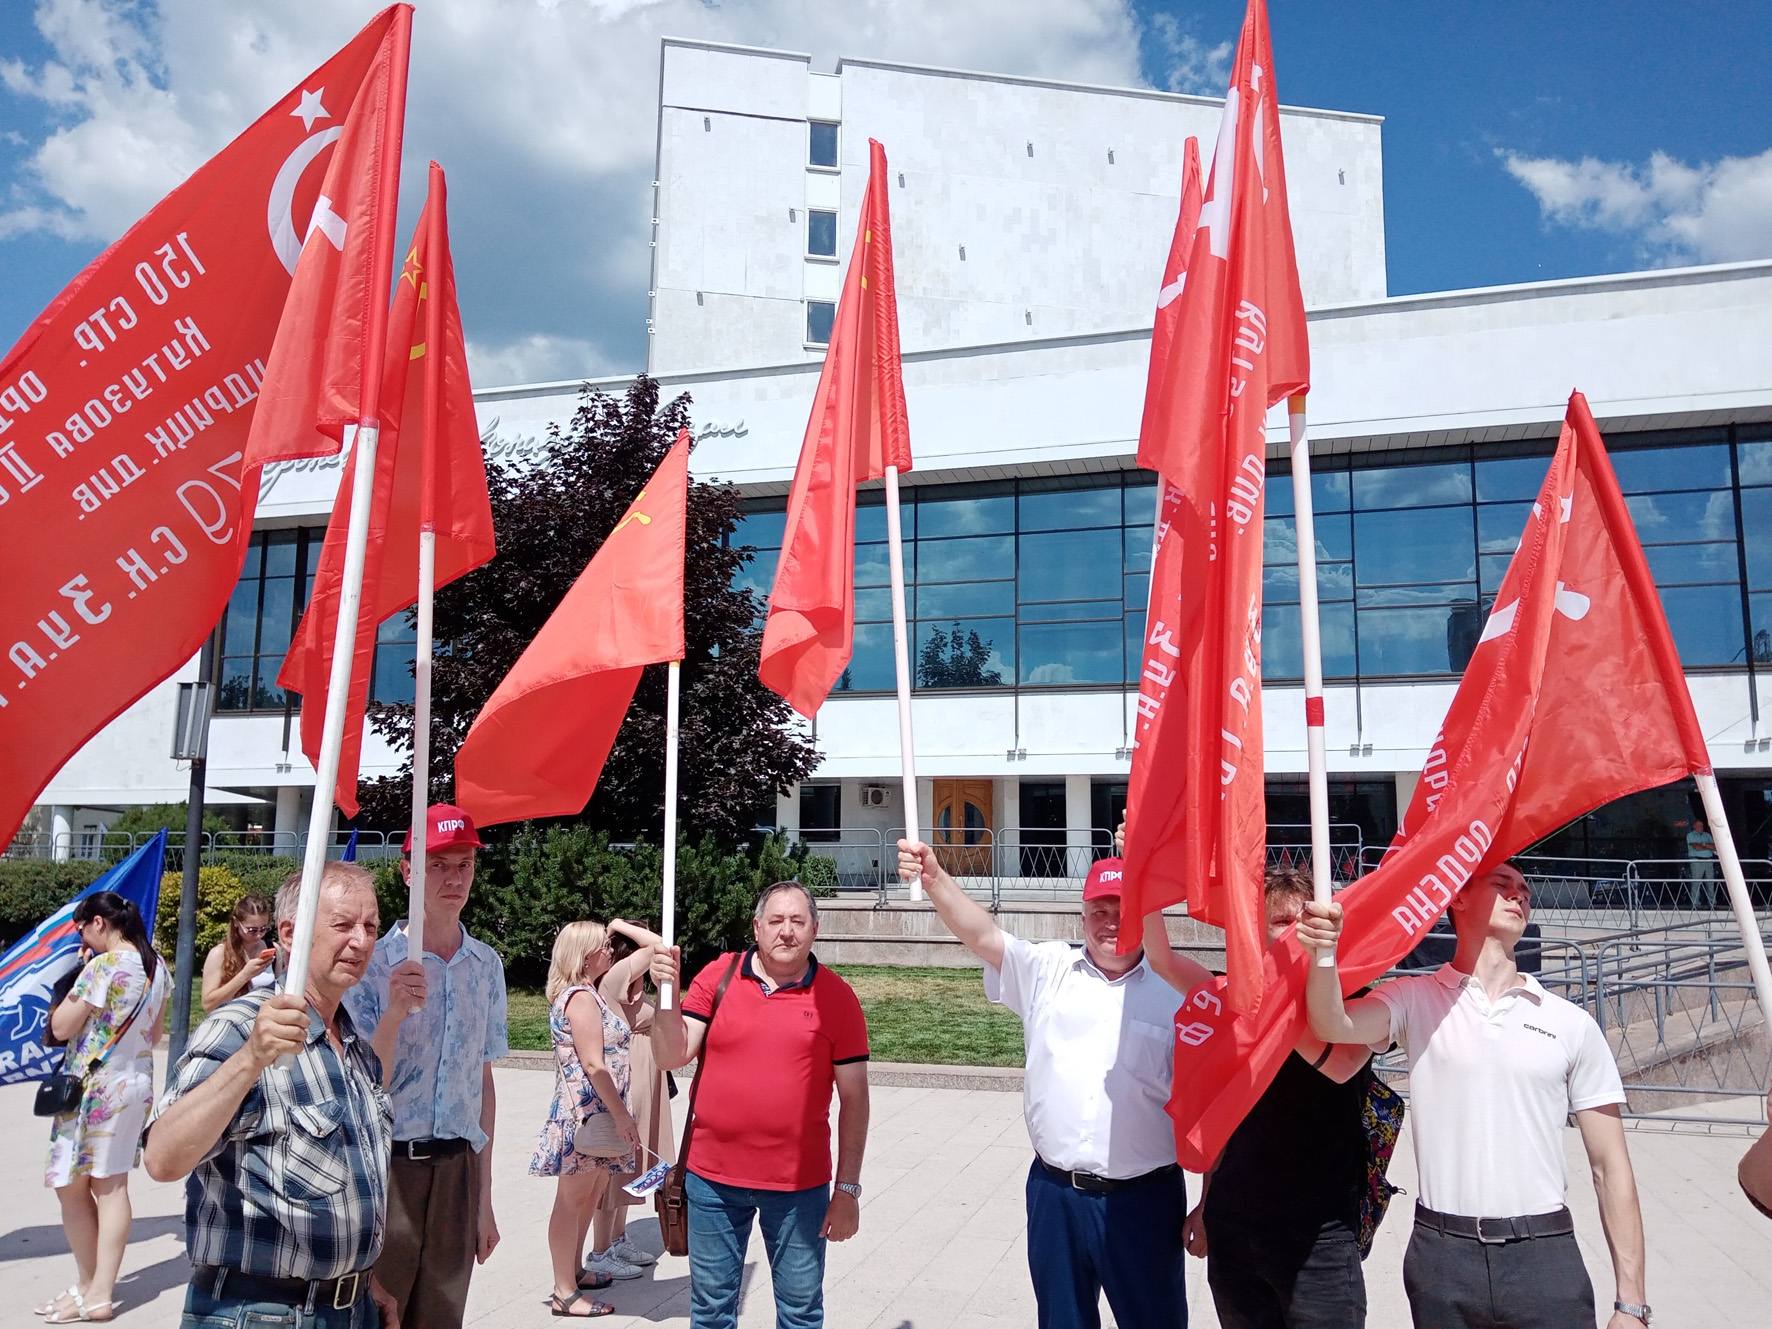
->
[532, 919, 641, 1318]
[37, 891, 169, 1324]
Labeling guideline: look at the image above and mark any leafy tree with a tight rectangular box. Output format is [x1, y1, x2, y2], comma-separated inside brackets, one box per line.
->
[358, 376, 818, 848]
[918, 620, 1003, 687]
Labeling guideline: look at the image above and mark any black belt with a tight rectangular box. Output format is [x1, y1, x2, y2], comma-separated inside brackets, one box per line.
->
[397, 1136, 471, 1161]
[197, 1265, 369, 1312]
[1414, 1203, 1575, 1244]
[1038, 1158, 1178, 1194]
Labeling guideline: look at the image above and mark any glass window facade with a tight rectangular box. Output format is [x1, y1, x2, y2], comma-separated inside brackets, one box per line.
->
[218, 527, 422, 713]
[806, 300, 835, 346]
[729, 425, 1772, 693]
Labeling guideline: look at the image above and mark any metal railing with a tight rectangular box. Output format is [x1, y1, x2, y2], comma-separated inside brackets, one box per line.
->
[1, 828, 398, 866]
[789, 828, 888, 895]
[1375, 920, 1772, 1126]
[1266, 822, 1366, 882]
[1351, 848, 1772, 933]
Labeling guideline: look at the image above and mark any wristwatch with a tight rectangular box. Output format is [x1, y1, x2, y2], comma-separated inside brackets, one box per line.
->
[1614, 1301, 1651, 1325]
[835, 1182, 862, 1199]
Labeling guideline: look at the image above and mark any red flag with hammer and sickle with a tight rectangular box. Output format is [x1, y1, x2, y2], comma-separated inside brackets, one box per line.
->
[454, 431, 689, 827]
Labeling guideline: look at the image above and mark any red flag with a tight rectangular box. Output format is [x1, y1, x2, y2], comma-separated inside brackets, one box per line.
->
[243, 8, 412, 470]
[454, 432, 690, 826]
[1120, 0, 1310, 1017]
[279, 164, 496, 817]
[758, 139, 912, 718]
[1166, 391, 1712, 1170]
[0, 7, 409, 847]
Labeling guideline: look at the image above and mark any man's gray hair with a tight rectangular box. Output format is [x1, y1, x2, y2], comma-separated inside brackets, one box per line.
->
[754, 879, 819, 925]
[274, 862, 376, 924]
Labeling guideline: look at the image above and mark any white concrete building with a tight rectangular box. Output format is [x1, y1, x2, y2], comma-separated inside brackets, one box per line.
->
[19, 39, 1772, 879]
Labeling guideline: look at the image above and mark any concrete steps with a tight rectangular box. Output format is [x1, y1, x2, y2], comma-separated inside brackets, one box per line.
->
[814, 897, 1226, 969]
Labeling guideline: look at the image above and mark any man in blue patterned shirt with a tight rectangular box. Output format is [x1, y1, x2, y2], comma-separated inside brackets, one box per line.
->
[345, 804, 509, 1329]
[146, 862, 398, 1328]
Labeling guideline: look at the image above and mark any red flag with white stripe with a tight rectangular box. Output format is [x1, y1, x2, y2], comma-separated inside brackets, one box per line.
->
[1119, 0, 1310, 1017]
[1166, 391, 1713, 1168]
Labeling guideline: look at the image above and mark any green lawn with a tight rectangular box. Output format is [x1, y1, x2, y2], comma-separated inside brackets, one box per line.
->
[503, 966, 1024, 1067]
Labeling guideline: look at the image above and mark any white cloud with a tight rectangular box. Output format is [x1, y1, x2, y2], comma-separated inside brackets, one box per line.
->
[1502, 146, 1772, 266]
[465, 333, 617, 388]
[1, 0, 1155, 385]
[1142, 11, 1231, 96]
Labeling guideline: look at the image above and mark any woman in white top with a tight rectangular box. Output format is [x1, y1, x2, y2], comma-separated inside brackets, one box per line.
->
[37, 890, 170, 1324]
[198, 892, 275, 1012]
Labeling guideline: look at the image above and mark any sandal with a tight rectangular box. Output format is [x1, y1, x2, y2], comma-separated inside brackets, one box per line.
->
[45, 1295, 114, 1323]
[550, 1292, 614, 1317]
[575, 1269, 614, 1290]
[34, 1286, 78, 1316]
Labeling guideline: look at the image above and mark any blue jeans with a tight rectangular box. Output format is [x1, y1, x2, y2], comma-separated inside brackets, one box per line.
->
[178, 1278, 378, 1328]
[686, 1170, 828, 1329]
[1025, 1159, 1188, 1329]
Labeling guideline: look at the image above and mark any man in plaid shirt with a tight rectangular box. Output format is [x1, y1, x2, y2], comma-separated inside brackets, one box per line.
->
[147, 863, 399, 1328]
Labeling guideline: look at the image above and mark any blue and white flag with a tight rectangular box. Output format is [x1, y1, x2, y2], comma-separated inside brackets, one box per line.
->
[0, 830, 166, 1085]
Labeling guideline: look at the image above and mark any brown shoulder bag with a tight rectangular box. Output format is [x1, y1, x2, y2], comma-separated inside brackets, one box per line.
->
[656, 951, 743, 1256]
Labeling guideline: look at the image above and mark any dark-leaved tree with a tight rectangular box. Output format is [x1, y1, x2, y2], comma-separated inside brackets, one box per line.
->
[357, 376, 818, 847]
[918, 620, 1003, 687]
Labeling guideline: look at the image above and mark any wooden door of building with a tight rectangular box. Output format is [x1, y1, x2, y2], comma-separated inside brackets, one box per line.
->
[932, 779, 993, 878]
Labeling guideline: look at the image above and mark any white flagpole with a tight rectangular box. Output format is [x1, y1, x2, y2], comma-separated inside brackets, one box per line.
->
[1288, 395, 1336, 966]
[284, 423, 381, 1008]
[1694, 773, 1772, 1035]
[659, 659, 682, 1010]
[405, 528, 433, 972]
[884, 464, 922, 899]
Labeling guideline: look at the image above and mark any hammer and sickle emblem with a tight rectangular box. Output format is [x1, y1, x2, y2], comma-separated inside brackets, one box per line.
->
[613, 489, 652, 535]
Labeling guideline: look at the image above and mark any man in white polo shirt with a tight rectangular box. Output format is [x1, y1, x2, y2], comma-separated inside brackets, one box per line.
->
[898, 842, 1213, 1329]
[1298, 863, 1649, 1329]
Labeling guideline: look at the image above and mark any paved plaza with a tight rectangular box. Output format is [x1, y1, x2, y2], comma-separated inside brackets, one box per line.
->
[3, 1060, 1769, 1327]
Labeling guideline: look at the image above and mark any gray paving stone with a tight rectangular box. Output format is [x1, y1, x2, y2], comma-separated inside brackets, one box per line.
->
[1, 1063, 1768, 1326]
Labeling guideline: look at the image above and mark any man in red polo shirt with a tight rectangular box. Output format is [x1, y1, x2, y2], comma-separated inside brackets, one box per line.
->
[651, 880, 870, 1329]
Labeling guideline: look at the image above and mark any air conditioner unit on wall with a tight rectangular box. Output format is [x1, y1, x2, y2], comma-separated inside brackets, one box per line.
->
[860, 784, 888, 807]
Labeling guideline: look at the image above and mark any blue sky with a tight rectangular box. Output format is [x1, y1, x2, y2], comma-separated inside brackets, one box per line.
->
[1, 0, 1767, 384]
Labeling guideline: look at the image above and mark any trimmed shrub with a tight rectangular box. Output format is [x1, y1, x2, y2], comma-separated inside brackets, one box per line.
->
[154, 865, 249, 961]
[0, 860, 106, 949]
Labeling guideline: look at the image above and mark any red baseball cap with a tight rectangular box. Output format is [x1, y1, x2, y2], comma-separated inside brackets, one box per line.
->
[402, 804, 485, 855]
[1083, 856, 1126, 900]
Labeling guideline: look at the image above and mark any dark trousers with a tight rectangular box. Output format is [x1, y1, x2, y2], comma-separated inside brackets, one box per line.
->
[1402, 1222, 1596, 1329]
[1205, 1215, 1366, 1329]
[374, 1147, 481, 1329]
[1024, 1159, 1187, 1329]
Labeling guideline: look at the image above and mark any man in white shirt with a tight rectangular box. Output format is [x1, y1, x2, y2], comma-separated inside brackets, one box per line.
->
[1298, 864, 1650, 1329]
[898, 842, 1213, 1329]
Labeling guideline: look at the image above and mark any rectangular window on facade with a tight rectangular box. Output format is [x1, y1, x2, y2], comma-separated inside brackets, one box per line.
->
[807, 209, 838, 257]
[799, 783, 841, 843]
[808, 120, 839, 169]
[219, 528, 317, 712]
[806, 300, 836, 346]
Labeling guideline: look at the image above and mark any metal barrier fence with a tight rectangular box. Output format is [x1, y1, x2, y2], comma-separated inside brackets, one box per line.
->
[1353, 848, 1772, 932]
[790, 822, 1369, 906]
[793, 828, 888, 895]
[1375, 919, 1772, 1126]
[1, 828, 398, 867]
